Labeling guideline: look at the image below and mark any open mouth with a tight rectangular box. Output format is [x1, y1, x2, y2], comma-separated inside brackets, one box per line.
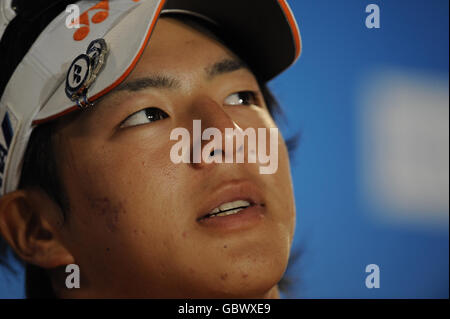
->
[199, 200, 256, 220]
[196, 180, 267, 229]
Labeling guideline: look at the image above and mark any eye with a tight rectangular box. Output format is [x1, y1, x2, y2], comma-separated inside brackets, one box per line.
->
[120, 107, 169, 128]
[224, 91, 259, 107]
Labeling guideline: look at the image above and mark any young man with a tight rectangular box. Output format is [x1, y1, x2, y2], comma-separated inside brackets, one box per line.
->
[0, 0, 301, 298]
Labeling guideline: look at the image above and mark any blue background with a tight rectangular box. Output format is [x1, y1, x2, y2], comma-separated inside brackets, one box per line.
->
[1, 0, 448, 298]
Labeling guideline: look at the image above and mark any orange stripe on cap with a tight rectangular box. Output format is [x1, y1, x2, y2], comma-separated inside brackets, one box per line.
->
[278, 0, 301, 61]
[33, 0, 167, 125]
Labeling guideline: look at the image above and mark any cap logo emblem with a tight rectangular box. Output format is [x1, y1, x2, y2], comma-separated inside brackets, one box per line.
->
[65, 39, 109, 109]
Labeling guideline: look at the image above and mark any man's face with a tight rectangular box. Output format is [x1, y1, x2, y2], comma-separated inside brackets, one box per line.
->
[53, 17, 296, 298]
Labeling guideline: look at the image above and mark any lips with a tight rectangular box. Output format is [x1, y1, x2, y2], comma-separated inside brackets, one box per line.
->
[196, 180, 265, 222]
[203, 199, 252, 218]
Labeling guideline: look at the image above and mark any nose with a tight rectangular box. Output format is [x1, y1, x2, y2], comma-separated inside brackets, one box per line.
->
[184, 96, 246, 169]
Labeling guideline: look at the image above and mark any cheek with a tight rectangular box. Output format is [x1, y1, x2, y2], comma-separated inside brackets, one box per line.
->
[258, 116, 296, 241]
[58, 137, 195, 293]
[247, 110, 296, 230]
[276, 136, 296, 240]
[60, 136, 183, 254]
[232, 109, 296, 245]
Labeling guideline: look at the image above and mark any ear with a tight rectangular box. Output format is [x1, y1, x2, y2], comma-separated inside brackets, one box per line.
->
[0, 189, 75, 269]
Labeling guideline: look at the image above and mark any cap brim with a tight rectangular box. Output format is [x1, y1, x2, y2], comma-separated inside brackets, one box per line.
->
[164, 0, 301, 81]
[34, 0, 301, 124]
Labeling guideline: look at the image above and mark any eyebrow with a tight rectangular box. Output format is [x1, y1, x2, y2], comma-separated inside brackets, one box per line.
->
[115, 75, 181, 92]
[205, 58, 248, 80]
[114, 58, 248, 94]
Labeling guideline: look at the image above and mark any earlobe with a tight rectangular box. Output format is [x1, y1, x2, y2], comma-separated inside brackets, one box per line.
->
[0, 189, 75, 269]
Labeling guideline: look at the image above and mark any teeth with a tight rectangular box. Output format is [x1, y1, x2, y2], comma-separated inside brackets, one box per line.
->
[219, 200, 250, 211]
[209, 208, 244, 218]
[207, 200, 251, 217]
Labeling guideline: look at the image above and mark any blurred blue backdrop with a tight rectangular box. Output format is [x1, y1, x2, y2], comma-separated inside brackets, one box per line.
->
[1, 0, 449, 298]
[275, 0, 449, 298]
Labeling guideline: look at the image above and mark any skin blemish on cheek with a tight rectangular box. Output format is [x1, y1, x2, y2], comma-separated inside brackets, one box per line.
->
[182, 231, 188, 238]
[223, 245, 227, 249]
[220, 273, 228, 281]
[87, 196, 126, 232]
[242, 274, 248, 279]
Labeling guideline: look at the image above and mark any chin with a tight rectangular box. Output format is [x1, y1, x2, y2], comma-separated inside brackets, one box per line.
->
[205, 271, 284, 299]
[194, 251, 289, 299]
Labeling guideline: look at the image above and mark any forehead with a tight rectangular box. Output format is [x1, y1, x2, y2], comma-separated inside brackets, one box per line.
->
[127, 16, 242, 79]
